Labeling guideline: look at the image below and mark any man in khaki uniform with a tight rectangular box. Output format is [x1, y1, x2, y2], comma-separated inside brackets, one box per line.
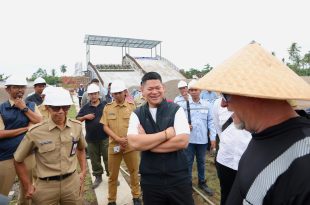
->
[0, 75, 42, 205]
[14, 87, 87, 205]
[100, 80, 141, 205]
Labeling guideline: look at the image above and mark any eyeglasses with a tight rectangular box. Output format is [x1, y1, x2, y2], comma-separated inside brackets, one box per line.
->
[49, 105, 71, 112]
[221, 93, 232, 102]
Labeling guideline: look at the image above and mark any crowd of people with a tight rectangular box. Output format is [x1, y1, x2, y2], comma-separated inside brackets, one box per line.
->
[1, 41, 310, 205]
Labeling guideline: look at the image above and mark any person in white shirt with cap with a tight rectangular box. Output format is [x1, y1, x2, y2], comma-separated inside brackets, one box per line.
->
[174, 80, 191, 105]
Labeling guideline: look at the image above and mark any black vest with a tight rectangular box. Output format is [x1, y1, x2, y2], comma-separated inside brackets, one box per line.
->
[134, 99, 189, 186]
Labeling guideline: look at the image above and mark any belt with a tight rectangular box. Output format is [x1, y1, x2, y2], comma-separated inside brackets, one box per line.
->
[39, 170, 76, 181]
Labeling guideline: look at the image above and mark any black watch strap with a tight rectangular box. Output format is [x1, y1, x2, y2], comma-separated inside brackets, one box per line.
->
[22, 107, 29, 112]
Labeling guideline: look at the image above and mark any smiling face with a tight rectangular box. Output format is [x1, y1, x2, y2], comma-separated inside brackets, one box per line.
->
[141, 79, 165, 108]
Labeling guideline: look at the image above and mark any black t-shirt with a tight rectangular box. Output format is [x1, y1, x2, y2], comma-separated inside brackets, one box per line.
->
[226, 117, 310, 205]
[76, 100, 108, 142]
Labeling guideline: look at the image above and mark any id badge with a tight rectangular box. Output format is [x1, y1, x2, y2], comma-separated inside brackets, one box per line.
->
[70, 137, 79, 156]
[113, 145, 120, 153]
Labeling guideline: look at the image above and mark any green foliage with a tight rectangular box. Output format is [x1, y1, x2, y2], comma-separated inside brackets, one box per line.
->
[28, 68, 61, 85]
[0, 73, 8, 81]
[287, 42, 310, 76]
[181, 64, 213, 79]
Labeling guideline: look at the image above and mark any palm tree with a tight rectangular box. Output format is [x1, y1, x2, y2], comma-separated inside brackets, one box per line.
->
[60, 64, 67, 75]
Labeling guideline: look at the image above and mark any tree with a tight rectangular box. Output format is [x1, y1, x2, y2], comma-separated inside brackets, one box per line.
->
[28, 68, 48, 81]
[60, 64, 67, 75]
[180, 63, 213, 79]
[287, 42, 301, 70]
[301, 51, 310, 69]
[28, 68, 60, 85]
[0, 73, 8, 81]
[51, 69, 56, 77]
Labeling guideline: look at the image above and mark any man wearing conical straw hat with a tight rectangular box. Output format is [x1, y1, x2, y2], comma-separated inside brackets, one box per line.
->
[194, 41, 310, 205]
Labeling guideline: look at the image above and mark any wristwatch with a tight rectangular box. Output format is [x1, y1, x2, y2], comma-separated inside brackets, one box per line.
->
[22, 107, 29, 113]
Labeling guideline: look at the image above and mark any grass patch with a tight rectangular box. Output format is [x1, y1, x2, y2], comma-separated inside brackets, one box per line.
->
[68, 104, 77, 119]
[192, 155, 220, 205]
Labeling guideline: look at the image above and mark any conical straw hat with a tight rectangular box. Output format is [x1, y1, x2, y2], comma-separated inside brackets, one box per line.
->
[195, 42, 310, 100]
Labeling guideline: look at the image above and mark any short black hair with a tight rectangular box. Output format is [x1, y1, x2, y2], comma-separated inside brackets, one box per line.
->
[141, 72, 162, 85]
[90, 78, 99, 83]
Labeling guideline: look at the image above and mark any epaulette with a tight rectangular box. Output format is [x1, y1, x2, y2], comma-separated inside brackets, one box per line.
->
[28, 121, 46, 131]
[69, 118, 82, 124]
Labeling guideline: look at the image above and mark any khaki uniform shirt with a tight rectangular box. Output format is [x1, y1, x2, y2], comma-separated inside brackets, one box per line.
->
[100, 100, 135, 153]
[0, 99, 41, 130]
[38, 104, 49, 121]
[134, 95, 146, 108]
[14, 118, 86, 178]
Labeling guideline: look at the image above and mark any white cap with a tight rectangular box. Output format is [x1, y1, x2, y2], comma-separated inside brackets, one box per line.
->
[110, 80, 126, 93]
[177, 80, 187, 88]
[33, 77, 46, 85]
[5, 75, 28, 86]
[43, 87, 73, 106]
[87, 84, 100, 94]
[188, 80, 199, 89]
[42, 86, 56, 96]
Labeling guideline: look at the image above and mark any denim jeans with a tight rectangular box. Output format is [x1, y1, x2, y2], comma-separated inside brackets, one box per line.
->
[185, 143, 208, 183]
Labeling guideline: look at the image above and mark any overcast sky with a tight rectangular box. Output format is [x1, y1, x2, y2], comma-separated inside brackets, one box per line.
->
[0, 0, 309, 78]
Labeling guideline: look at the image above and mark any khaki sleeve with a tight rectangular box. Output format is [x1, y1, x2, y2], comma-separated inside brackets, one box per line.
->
[100, 106, 108, 125]
[14, 133, 35, 162]
[78, 129, 87, 149]
[0, 115, 4, 130]
[34, 105, 42, 117]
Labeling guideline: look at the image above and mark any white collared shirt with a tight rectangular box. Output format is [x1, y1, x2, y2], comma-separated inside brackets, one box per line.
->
[212, 98, 251, 170]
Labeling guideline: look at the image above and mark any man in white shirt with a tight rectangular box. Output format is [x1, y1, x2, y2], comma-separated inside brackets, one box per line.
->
[174, 80, 191, 105]
[127, 72, 194, 205]
[212, 96, 251, 205]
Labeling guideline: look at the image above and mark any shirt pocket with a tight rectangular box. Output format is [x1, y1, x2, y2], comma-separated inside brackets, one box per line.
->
[107, 114, 117, 130]
[122, 113, 131, 128]
[37, 142, 57, 163]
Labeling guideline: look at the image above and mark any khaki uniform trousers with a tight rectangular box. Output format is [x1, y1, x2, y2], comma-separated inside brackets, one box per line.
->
[0, 154, 35, 205]
[32, 172, 82, 205]
[108, 149, 140, 202]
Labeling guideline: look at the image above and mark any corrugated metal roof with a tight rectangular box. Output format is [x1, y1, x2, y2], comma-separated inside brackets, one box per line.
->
[84, 35, 161, 49]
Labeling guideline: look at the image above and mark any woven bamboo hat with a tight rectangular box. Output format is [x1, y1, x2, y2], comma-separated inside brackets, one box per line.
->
[194, 41, 310, 100]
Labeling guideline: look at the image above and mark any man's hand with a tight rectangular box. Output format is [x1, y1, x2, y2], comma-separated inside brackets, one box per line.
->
[25, 184, 36, 199]
[210, 140, 216, 150]
[79, 172, 86, 197]
[83, 113, 95, 120]
[165, 127, 176, 140]
[117, 136, 128, 148]
[14, 98, 27, 110]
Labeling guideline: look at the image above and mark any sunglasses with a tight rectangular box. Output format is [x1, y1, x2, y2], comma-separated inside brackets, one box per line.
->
[49, 105, 71, 112]
[221, 93, 232, 102]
